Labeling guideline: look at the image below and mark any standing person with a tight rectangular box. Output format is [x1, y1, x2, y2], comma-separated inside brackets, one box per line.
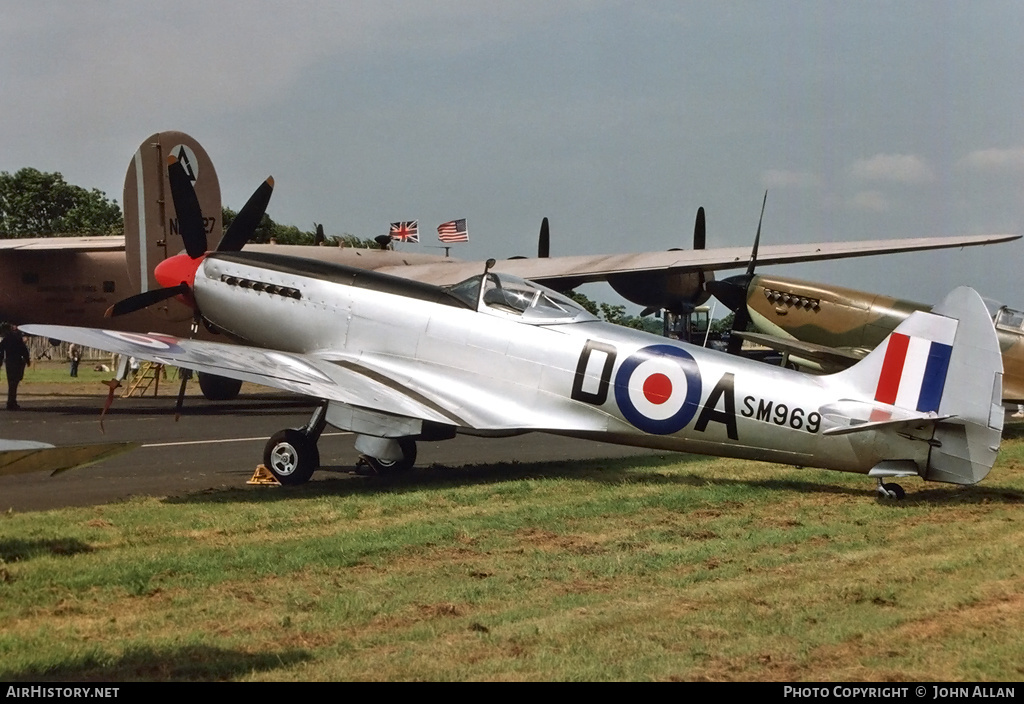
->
[0, 323, 31, 410]
[69, 343, 82, 377]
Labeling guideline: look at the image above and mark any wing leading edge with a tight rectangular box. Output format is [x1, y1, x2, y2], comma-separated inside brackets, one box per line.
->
[18, 325, 617, 434]
[376, 233, 1021, 286]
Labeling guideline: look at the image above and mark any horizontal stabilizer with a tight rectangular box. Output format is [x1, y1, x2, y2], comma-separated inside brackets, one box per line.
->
[819, 400, 950, 436]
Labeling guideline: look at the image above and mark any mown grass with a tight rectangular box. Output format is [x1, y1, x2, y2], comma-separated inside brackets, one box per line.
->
[2, 433, 1024, 681]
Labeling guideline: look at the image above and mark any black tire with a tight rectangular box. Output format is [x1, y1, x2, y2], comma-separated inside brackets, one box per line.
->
[198, 373, 243, 401]
[358, 438, 417, 475]
[263, 429, 319, 485]
[881, 482, 906, 500]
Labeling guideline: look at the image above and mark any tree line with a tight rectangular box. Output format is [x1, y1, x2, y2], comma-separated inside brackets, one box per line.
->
[0, 167, 375, 246]
[3, 167, 715, 331]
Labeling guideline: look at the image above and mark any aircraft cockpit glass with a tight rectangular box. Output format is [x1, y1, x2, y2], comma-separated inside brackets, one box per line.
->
[444, 273, 597, 324]
[445, 276, 482, 308]
[995, 305, 1024, 333]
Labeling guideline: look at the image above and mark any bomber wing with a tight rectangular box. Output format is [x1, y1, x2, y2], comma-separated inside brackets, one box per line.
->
[0, 236, 125, 252]
[374, 233, 1021, 287]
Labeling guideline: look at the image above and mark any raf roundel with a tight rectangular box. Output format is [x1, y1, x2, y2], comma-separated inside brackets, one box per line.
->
[101, 330, 182, 353]
[614, 344, 703, 434]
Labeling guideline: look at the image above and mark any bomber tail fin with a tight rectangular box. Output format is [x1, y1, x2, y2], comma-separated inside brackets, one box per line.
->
[123, 131, 221, 323]
[826, 286, 1003, 485]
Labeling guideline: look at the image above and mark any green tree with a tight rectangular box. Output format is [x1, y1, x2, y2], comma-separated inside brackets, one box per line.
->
[569, 291, 662, 333]
[0, 168, 122, 237]
[222, 207, 378, 248]
[710, 312, 736, 334]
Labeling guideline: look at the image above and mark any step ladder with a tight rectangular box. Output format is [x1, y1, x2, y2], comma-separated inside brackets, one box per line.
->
[122, 362, 166, 397]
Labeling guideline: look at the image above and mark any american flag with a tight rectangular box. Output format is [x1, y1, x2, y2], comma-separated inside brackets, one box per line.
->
[437, 218, 468, 243]
[389, 221, 419, 242]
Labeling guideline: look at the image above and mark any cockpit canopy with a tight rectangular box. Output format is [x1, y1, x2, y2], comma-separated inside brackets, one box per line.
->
[993, 302, 1024, 333]
[445, 272, 598, 324]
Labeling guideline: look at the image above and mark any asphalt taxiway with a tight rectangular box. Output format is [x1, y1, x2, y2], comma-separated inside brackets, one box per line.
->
[1, 392, 657, 512]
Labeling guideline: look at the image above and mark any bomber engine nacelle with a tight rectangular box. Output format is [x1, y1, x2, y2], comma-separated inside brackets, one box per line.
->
[607, 267, 714, 315]
[608, 206, 712, 316]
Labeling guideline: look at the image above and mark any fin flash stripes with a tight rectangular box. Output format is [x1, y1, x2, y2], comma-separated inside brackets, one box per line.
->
[875, 331, 954, 413]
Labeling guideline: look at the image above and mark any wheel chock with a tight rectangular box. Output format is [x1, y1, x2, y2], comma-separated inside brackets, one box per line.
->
[247, 464, 281, 486]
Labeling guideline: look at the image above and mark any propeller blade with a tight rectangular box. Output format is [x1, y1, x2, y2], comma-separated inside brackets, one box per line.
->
[218, 177, 274, 252]
[167, 157, 208, 258]
[314, 223, 325, 245]
[747, 191, 767, 277]
[693, 207, 706, 250]
[104, 284, 190, 318]
[538, 217, 550, 258]
[728, 301, 752, 355]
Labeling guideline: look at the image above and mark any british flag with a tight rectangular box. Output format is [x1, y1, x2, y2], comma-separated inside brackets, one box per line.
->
[389, 221, 419, 242]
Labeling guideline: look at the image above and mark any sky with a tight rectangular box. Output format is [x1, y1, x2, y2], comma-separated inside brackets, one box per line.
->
[2, 1, 1023, 313]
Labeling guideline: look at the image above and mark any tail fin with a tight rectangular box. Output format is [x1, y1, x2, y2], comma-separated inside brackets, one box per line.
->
[122, 131, 221, 323]
[826, 286, 1003, 485]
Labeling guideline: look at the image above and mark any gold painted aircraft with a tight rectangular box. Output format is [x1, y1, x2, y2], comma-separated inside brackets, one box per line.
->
[711, 272, 1024, 403]
[0, 439, 135, 477]
[1, 131, 1018, 399]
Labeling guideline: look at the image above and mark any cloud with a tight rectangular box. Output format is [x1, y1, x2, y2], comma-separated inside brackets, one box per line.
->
[847, 190, 889, 212]
[849, 154, 934, 184]
[959, 147, 1024, 172]
[760, 169, 819, 189]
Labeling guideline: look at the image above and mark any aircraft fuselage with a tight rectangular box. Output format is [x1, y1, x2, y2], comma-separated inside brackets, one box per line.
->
[192, 251, 934, 478]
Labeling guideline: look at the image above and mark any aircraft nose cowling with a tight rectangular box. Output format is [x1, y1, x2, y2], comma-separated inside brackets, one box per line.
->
[155, 253, 204, 290]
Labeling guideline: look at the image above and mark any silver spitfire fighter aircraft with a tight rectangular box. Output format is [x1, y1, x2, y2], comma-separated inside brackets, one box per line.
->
[23, 158, 1008, 498]
[25, 229, 1005, 500]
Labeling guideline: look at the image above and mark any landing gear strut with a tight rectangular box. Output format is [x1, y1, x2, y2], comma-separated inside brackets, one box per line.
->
[263, 401, 327, 485]
[875, 479, 906, 500]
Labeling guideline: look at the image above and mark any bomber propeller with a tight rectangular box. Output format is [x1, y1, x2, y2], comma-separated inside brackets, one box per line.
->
[636, 206, 708, 318]
[705, 192, 767, 353]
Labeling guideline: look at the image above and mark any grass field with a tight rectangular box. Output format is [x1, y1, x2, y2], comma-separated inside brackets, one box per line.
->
[2, 427, 1023, 681]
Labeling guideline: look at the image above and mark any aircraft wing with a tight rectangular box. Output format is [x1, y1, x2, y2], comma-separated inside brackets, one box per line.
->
[0, 440, 136, 477]
[374, 233, 1021, 286]
[0, 236, 125, 252]
[734, 331, 864, 373]
[19, 325, 613, 433]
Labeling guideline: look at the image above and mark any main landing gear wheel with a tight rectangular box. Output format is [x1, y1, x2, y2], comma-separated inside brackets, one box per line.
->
[876, 480, 906, 500]
[264, 429, 320, 485]
[357, 438, 417, 476]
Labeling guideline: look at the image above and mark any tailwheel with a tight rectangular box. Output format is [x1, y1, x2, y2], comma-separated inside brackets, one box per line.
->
[876, 479, 906, 500]
[357, 438, 417, 476]
[264, 429, 320, 485]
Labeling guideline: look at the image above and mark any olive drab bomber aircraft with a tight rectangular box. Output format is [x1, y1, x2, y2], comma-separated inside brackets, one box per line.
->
[709, 271, 1024, 404]
[1, 130, 1019, 401]
[23, 158, 1008, 499]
